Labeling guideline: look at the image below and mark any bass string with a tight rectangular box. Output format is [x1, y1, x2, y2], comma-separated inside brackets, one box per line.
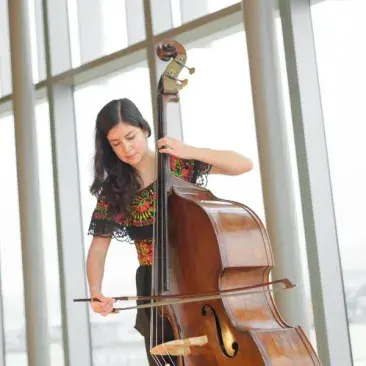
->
[150, 88, 172, 365]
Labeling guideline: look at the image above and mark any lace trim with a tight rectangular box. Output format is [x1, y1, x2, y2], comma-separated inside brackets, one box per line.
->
[170, 157, 212, 187]
[88, 219, 134, 244]
[195, 160, 212, 187]
[88, 158, 211, 243]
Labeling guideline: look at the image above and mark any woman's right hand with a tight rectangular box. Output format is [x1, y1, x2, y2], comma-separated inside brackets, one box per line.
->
[90, 293, 115, 316]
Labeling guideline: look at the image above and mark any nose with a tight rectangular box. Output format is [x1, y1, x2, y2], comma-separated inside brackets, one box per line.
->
[122, 141, 132, 153]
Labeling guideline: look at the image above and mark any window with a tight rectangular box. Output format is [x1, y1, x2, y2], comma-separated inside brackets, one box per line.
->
[28, 0, 42, 83]
[311, 1, 366, 364]
[275, 11, 317, 348]
[0, 105, 65, 365]
[0, 113, 27, 365]
[35, 102, 65, 366]
[172, 0, 240, 27]
[0, 0, 12, 96]
[180, 28, 265, 222]
[74, 60, 152, 365]
[151, 0, 240, 34]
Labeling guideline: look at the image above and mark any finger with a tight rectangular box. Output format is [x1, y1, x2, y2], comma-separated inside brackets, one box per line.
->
[100, 302, 112, 312]
[91, 294, 106, 303]
[92, 306, 103, 314]
[101, 305, 114, 316]
[92, 299, 107, 309]
[99, 295, 111, 304]
[158, 148, 171, 155]
[91, 301, 103, 309]
[104, 299, 114, 308]
[157, 140, 168, 149]
[93, 303, 105, 311]
[159, 136, 172, 145]
[102, 299, 114, 309]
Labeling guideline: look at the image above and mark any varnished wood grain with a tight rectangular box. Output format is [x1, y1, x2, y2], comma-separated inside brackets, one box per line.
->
[157, 176, 321, 365]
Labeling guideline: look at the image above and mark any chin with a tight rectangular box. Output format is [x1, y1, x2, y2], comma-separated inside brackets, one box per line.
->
[124, 154, 142, 166]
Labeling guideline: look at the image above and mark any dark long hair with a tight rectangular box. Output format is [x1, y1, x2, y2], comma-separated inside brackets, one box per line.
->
[90, 98, 151, 215]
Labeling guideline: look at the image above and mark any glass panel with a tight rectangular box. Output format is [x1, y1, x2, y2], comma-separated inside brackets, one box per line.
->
[67, 0, 81, 68]
[152, 0, 240, 34]
[311, 1, 366, 364]
[28, 0, 41, 83]
[275, 10, 317, 349]
[170, 0, 240, 29]
[35, 102, 65, 366]
[0, 105, 64, 364]
[101, 0, 130, 55]
[0, 113, 27, 365]
[0, 0, 12, 96]
[74, 59, 152, 365]
[179, 29, 265, 219]
[208, 0, 240, 13]
[150, 0, 174, 34]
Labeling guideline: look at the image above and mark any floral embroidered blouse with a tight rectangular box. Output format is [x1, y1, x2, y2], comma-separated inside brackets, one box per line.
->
[88, 156, 211, 266]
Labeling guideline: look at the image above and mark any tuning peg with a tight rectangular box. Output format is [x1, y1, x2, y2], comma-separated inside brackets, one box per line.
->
[166, 74, 188, 89]
[187, 67, 195, 75]
[178, 79, 188, 88]
[174, 59, 195, 74]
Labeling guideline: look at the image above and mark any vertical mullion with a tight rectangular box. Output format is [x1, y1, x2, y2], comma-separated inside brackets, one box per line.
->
[144, 0, 183, 141]
[143, 0, 160, 137]
[241, 0, 311, 334]
[0, 0, 12, 96]
[42, 0, 92, 364]
[8, 0, 51, 364]
[278, 0, 353, 364]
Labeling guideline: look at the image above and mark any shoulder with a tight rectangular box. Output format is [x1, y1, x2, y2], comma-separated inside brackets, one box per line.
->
[95, 188, 108, 208]
[92, 192, 111, 221]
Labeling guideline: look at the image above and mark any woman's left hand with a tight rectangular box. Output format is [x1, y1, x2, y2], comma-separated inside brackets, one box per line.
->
[157, 136, 194, 159]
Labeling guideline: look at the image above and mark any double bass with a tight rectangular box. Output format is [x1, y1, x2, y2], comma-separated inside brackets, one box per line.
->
[76, 40, 321, 365]
[147, 40, 321, 365]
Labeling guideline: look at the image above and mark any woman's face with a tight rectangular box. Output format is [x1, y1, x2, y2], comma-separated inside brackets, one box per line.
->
[106, 122, 148, 166]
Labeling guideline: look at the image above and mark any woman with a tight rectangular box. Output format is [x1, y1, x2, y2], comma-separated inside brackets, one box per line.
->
[86, 98, 253, 364]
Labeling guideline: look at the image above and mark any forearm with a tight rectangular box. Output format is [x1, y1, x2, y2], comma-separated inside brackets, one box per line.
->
[189, 146, 253, 176]
[86, 244, 108, 295]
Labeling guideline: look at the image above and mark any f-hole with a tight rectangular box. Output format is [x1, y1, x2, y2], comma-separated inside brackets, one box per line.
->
[201, 304, 239, 358]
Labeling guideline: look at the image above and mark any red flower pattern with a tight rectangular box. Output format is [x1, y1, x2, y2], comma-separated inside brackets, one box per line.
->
[135, 239, 153, 266]
[91, 157, 210, 265]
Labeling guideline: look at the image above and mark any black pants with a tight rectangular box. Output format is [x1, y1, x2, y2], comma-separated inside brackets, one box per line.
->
[135, 266, 178, 365]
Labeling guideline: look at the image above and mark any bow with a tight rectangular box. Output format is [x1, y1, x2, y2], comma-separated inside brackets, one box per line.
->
[74, 278, 296, 313]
